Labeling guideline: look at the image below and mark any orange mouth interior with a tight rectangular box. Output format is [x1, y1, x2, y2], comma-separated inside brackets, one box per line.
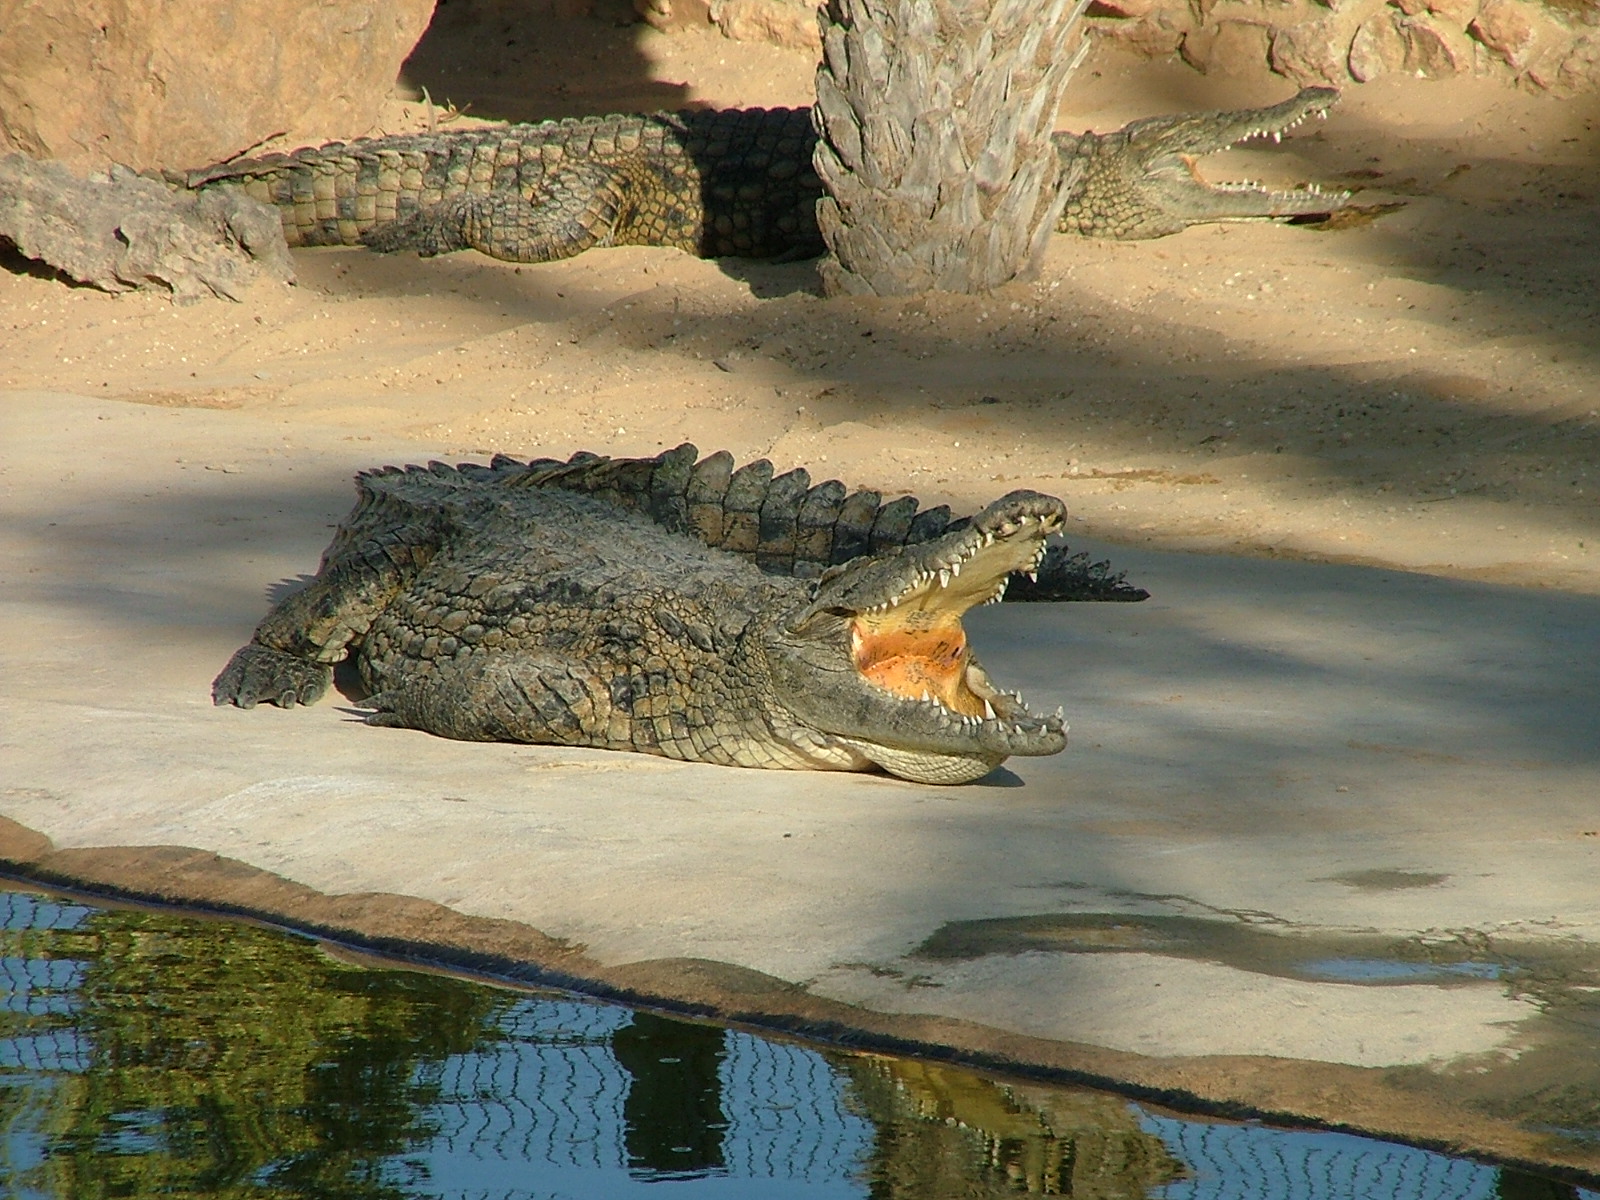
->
[851, 612, 985, 718]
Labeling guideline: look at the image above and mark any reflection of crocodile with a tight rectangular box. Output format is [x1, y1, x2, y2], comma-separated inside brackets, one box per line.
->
[213, 446, 1146, 784]
[183, 90, 1345, 262]
[840, 1054, 1185, 1197]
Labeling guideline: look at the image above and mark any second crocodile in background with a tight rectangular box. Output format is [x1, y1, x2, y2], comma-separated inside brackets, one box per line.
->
[183, 90, 1348, 264]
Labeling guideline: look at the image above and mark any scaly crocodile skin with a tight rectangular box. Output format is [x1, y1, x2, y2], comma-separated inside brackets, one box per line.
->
[184, 91, 1346, 262]
[211, 446, 1137, 783]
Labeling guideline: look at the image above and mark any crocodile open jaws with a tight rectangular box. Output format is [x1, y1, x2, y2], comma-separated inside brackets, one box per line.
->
[1059, 87, 1350, 240]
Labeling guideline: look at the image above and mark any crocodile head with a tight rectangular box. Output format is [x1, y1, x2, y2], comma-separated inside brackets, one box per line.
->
[1058, 87, 1348, 240]
[759, 491, 1069, 784]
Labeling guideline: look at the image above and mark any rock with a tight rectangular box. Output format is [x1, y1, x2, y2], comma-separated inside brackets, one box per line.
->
[1088, 0, 1191, 56]
[1272, 16, 1357, 86]
[1351, 8, 1471, 79]
[0, 154, 295, 302]
[1181, 23, 1220, 70]
[709, 0, 821, 50]
[1425, 0, 1481, 28]
[1468, 0, 1580, 87]
[1186, 19, 1274, 75]
[0, 0, 435, 172]
[1558, 32, 1600, 92]
[1402, 13, 1472, 76]
[1469, 0, 1541, 68]
[1087, 0, 1163, 17]
[1349, 10, 1410, 79]
[1095, 14, 1188, 56]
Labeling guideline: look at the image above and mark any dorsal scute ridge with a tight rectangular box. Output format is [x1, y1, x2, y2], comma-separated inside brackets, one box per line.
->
[491, 445, 936, 575]
[344, 446, 1142, 600]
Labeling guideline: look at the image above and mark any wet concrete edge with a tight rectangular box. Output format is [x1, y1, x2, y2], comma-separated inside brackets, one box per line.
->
[0, 813, 1594, 1187]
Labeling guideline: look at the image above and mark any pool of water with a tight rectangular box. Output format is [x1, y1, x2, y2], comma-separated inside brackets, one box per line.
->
[0, 885, 1593, 1200]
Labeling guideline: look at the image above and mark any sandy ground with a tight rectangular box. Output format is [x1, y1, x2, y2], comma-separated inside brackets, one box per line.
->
[4, 25, 1599, 592]
[3, 10, 1600, 1178]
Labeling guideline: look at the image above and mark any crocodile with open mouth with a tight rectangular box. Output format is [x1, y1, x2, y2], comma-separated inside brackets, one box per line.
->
[1057, 87, 1346, 240]
[181, 89, 1346, 262]
[210, 446, 1142, 783]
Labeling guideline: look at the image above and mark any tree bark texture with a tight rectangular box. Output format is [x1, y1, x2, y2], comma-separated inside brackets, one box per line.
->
[811, 0, 1088, 297]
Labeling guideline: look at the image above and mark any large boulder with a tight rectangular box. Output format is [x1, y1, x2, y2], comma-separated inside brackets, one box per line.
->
[0, 0, 436, 172]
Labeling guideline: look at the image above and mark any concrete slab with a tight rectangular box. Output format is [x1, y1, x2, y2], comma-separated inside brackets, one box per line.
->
[3, 390, 1599, 1176]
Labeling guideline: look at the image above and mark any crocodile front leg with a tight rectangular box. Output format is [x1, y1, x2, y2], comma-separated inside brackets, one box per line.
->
[213, 524, 438, 709]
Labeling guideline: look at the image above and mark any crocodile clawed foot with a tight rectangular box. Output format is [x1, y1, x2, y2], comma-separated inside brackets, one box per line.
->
[211, 645, 330, 709]
[356, 691, 408, 727]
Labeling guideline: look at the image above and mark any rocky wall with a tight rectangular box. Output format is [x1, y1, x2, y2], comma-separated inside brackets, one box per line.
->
[0, 0, 437, 171]
[1081, 0, 1597, 92]
[666, 0, 1600, 93]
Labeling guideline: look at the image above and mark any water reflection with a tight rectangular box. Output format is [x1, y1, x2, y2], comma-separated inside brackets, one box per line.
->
[613, 1012, 729, 1178]
[0, 887, 1591, 1200]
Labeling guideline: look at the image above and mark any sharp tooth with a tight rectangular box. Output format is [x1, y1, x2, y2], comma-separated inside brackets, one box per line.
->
[1026, 570, 1038, 582]
[921, 689, 932, 703]
[1272, 131, 1281, 143]
[950, 560, 962, 577]
[1054, 705, 1065, 722]
[938, 568, 951, 588]
[983, 532, 994, 546]
[983, 698, 996, 719]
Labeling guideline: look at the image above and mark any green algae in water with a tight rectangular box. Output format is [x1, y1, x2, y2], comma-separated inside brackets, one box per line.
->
[0, 887, 1593, 1200]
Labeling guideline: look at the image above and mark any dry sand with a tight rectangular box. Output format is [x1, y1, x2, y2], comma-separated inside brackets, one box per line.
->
[3, 28, 1597, 593]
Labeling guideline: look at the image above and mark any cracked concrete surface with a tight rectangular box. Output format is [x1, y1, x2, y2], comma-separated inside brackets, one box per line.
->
[3, 391, 1599, 1176]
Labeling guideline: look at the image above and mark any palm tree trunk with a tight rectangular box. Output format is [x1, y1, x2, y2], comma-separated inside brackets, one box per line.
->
[811, 0, 1090, 296]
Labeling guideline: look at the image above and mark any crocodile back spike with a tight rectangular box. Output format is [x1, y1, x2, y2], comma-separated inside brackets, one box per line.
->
[492, 446, 1145, 599]
[504, 445, 914, 577]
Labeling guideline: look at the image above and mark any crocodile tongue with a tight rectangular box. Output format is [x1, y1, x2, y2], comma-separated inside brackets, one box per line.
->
[848, 527, 1040, 717]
